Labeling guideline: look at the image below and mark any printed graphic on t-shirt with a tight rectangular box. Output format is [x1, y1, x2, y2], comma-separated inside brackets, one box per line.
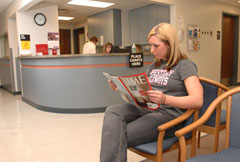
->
[149, 69, 174, 85]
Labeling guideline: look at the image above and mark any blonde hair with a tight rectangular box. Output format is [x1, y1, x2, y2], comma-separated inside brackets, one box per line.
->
[148, 23, 188, 70]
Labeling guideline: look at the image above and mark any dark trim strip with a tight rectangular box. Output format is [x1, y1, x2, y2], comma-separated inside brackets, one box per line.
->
[13, 91, 21, 95]
[0, 86, 21, 95]
[22, 97, 107, 114]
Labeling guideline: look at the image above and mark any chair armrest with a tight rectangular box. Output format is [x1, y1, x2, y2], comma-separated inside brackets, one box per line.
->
[175, 98, 221, 137]
[156, 109, 197, 160]
[158, 109, 196, 131]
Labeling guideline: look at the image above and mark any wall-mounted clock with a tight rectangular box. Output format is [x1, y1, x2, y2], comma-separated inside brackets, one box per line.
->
[34, 13, 47, 26]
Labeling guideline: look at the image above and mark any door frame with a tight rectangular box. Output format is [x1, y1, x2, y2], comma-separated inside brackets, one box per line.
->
[221, 12, 239, 86]
[73, 27, 85, 54]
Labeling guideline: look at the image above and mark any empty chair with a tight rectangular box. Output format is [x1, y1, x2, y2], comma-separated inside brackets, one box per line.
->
[176, 86, 240, 162]
[197, 77, 229, 152]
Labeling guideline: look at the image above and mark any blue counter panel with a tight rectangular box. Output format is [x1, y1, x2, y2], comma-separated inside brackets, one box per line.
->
[20, 54, 154, 113]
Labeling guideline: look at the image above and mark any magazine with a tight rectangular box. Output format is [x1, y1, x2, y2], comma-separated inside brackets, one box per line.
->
[103, 72, 160, 110]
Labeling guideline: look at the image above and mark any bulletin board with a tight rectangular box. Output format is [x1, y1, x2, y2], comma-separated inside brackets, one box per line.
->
[187, 25, 200, 51]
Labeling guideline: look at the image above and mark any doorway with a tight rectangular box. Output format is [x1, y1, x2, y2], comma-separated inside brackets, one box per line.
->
[74, 28, 85, 54]
[59, 29, 71, 54]
[221, 14, 239, 86]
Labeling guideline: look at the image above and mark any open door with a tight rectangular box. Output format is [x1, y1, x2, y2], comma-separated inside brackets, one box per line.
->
[221, 14, 239, 86]
[59, 29, 71, 54]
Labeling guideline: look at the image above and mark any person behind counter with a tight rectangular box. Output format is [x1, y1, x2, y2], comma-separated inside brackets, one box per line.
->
[135, 44, 143, 53]
[102, 42, 113, 54]
[82, 36, 98, 54]
[100, 22, 203, 162]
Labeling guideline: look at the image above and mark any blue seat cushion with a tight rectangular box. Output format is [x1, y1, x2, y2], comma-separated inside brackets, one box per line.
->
[132, 134, 191, 155]
[186, 147, 240, 162]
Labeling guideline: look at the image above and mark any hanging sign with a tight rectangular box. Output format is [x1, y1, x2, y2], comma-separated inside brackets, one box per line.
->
[129, 53, 143, 68]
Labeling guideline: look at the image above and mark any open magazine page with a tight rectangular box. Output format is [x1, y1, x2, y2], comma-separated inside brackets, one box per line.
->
[119, 73, 160, 110]
[102, 72, 135, 104]
[103, 72, 160, 110]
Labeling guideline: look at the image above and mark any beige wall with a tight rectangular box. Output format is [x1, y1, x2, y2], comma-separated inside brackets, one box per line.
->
[16, 4, 59, 55]
[0, 0, 59, 91]
[1, 0, 240, 83]
[152, 0, 240, 82]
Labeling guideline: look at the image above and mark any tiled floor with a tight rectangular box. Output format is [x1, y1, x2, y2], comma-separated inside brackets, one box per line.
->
[1, 87, 226, 162]
[0, 88, 146, 162]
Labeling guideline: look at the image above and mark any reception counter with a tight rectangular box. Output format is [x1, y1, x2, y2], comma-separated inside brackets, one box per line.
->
[20, 53, 154, 113]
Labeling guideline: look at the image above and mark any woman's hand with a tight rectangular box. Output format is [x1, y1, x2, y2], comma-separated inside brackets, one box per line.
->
[147, 90, 166, 105]
[108, 80, 118, 91]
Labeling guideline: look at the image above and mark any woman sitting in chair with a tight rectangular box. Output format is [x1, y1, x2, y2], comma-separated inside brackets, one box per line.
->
[100, 23, 203, 162]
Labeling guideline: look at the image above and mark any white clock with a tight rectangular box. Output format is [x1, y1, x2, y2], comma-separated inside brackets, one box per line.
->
[34, 13, 47, 26]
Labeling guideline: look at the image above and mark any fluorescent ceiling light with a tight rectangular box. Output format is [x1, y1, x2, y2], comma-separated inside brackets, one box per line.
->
[58, 16, 74, 20]
[68, 0, 114, 8]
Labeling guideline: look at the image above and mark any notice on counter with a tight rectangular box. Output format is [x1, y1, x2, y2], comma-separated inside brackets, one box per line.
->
[36, 44, 48, 55]
[129, 53, 143, 68]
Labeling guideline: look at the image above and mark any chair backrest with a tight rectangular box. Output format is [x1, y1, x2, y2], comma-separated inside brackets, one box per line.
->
[181, 79, 219, 137]
[183, 79, 218, 127]
[198, 77, 229, 127]
[229, 92, 240, 148]
[199, 81, 219, 126]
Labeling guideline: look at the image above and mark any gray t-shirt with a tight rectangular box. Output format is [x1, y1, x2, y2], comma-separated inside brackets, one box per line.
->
[146, 59, 198, 117]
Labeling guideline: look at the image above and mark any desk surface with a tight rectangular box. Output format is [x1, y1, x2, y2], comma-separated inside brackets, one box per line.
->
[19, 53, 152, 59]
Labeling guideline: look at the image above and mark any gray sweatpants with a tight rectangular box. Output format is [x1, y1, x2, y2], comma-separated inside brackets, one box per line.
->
[100, 103, 184, 162]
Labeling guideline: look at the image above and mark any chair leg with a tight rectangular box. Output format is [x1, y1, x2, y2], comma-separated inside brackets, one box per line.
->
[176, 148, 180, 162]
[213, 131, 219, 153]
[197, 131, 201, 148]
[191, 131, 196, 157]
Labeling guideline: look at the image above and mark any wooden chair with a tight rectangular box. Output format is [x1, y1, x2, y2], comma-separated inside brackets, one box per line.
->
[197, 77, 229, 153]
[175, 86, 240, 162]
[128, 77, 226, 162]
[128, 109, 199, 162]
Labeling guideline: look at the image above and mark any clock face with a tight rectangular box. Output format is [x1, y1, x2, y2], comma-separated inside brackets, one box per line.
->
[34, 13, 46, 26]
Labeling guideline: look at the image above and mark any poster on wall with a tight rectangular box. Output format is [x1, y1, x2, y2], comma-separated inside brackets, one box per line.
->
[20, 34, 30, 50]
[187, 39, 200, 51]
[20, 34, 31, 55]
[48, 32, 60, 55]
[187, 25, 200, 51]
[178, 30, 184, 43]
[177, 15, 184, 43]
[177, 15, 184, 29]
[187, 26, 200, 38]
